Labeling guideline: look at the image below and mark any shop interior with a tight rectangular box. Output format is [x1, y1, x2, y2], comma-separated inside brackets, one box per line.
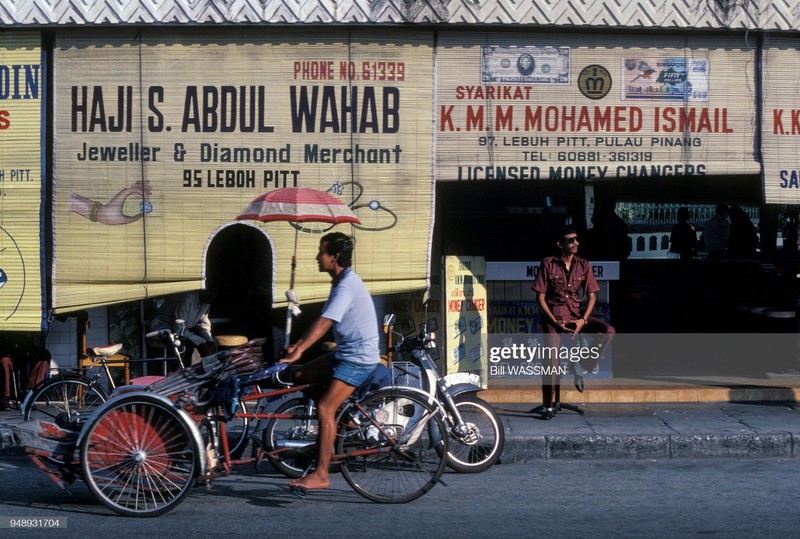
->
[435, 175, 799, 377]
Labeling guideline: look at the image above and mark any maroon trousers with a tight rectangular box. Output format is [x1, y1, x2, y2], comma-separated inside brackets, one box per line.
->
[540, 317, 615, 408]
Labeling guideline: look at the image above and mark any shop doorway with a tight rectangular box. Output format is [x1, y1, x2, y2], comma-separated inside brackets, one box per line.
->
[435, 180, 586, 261]
[205, 223, 274, 343]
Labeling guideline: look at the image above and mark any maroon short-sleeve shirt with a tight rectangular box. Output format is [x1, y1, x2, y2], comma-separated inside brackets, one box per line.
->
[531, 255, 600, 321]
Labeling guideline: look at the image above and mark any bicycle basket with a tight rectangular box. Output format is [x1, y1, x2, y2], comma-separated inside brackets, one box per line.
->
[390, 361, 423, 390]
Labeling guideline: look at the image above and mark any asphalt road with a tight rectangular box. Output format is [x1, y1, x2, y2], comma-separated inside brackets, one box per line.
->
[1, 455, 799, 538]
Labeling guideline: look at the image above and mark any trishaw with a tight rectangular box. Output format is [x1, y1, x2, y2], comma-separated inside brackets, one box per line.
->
[13, 338, 448, 516]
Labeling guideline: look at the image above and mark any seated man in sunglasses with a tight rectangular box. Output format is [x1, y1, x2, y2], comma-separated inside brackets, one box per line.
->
[531, 226, 615, 419]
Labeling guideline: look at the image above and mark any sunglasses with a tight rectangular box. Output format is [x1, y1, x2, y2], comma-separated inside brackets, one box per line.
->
[563, 236, 579, 245]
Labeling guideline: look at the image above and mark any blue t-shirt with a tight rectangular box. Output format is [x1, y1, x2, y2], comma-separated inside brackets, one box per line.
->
[321, 268, 380, 365]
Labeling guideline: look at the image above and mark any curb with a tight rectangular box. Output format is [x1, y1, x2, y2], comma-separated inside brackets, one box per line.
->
[3, 425, 800, 462]
[501, 433, 797, 462]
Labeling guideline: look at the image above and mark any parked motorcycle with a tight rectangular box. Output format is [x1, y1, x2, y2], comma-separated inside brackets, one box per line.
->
[387, 314, 505, 473]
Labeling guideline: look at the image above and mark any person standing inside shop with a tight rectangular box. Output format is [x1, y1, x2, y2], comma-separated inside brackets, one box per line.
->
[531, 227, 615, 419]
[669, 207, 699, 259]
[701, 203, 730, 258]
[581, 197, 631, 329]
[727, 205, 759, 259]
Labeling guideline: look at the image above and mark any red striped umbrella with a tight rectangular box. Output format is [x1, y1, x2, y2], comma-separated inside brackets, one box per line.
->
[237, 187, 361, 225]
[237, 187, 360, 348]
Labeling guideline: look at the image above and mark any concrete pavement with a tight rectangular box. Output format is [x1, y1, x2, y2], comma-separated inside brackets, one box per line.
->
[4, 400, 800, 461]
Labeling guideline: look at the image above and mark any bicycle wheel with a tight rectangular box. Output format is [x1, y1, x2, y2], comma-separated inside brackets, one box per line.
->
[445, 394, 505, 473]
[23, 376, 108, 430]
[80, 395, 200, 517]
[262, 398, 317, 478]
[336, 387, 447, 504]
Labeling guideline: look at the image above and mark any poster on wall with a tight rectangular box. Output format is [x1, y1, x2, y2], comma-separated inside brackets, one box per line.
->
[443, 255, 487, 386]
[53, 29, 434, 312]
[436, 34, 758, 182]
[0, 32, 42, 331]
[762, 38, 800, 204]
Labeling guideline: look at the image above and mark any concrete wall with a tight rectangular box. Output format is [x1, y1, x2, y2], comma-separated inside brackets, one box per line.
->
[45, 307, 109, 370]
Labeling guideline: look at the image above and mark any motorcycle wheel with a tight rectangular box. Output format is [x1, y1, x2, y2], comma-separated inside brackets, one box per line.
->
[445, 394, 505, 473]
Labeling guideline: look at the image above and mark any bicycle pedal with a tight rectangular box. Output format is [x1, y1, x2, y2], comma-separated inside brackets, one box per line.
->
[253, 447, 267, 467]
[249, 431, 265, 448]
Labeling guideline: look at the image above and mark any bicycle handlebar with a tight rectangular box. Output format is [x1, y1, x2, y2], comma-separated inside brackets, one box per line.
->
[146, 328, 172, 339]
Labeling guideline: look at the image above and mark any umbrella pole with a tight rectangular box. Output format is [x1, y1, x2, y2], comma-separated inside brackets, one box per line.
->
[284, 255, 295, 350]
[284, 230, 299, 351]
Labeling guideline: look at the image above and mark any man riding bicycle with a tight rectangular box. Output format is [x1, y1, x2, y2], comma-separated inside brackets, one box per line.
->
[279, 232, 380, 492]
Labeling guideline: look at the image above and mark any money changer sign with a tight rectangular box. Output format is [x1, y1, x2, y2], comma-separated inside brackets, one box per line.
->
[0, 32, 42, 330]
[762, 37, 800, 204]
[437, 33, 758, 181]
[444, 256, 488, 386]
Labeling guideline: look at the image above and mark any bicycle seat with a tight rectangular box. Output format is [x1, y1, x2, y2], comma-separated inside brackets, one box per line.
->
[87, 343, 123, 358]
[217, 334, 248, 348]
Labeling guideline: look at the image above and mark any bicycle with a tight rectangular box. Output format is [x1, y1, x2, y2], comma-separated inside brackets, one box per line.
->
[14, 339, 448, 515]
[69, 340, 448, 515]
[21, 342, 125, 431]
[256, 359, 390, 478]
[21, 328, 182, 426]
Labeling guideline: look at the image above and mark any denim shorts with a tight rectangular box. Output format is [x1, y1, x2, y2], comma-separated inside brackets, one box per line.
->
[332, 358, 379, 388]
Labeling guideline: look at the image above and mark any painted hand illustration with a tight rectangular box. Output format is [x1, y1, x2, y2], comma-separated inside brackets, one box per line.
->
[69, 180, 152, 225]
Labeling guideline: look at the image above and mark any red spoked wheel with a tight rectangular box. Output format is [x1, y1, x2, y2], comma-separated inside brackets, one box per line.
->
[79, 395, 200, 517]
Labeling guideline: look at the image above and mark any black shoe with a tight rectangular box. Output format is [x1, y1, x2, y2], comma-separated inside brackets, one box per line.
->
[574, 374, 585, 393]
[540, 407, 555, 420]
[0, 398, 9, 411]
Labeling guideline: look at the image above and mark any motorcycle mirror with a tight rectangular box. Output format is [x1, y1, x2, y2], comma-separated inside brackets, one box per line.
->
[421, 317, 438, 333]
